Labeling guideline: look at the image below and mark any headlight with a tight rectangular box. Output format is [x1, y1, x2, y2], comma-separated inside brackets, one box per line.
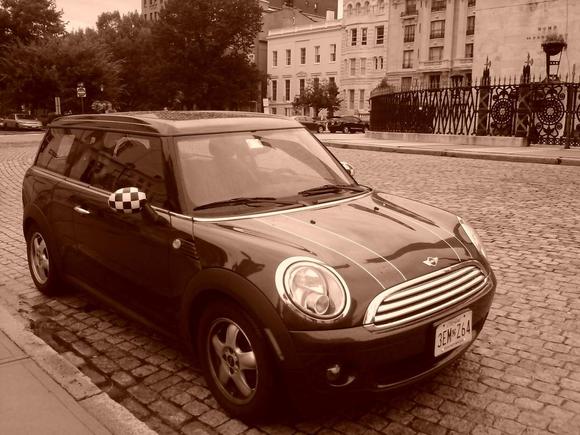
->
[458, 217, 488, 259]
[275, 257, 350, 321]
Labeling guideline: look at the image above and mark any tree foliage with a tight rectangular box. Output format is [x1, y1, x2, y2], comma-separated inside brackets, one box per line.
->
[0, 0, 64, 46]
[151, 0, 263, 109]
[0, 31, 122, 112]
[293, 79, 342, 117]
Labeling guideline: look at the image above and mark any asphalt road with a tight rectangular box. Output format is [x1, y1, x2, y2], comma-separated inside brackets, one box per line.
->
[1, 141, 579, 435]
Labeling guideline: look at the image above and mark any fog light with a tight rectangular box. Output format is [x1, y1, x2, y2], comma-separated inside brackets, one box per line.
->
[326, 363, 341, 382]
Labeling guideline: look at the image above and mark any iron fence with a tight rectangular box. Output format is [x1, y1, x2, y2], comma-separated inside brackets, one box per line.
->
[370, 78, 580, 148]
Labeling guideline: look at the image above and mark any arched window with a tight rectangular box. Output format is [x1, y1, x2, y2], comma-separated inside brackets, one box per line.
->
[355, 2, 361, 15]
[364, 1, 370, 13]
[346, 3, 353, 16]
[378, 0, 385, 13]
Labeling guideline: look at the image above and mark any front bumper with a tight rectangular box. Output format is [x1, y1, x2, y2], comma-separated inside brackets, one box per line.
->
[282, 277, 495, 394]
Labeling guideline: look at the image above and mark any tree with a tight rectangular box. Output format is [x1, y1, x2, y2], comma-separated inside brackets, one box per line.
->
[293, 79, 342, 118]
[96, 11, 157, 110]
[150, 0, 263, 109]
[0, 0, 64, 46]
[0, 31, 122, 113]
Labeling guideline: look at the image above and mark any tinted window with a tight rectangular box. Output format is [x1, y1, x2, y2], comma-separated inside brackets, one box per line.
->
[36, 128, 76, 175]
[65, 129, 168, 208]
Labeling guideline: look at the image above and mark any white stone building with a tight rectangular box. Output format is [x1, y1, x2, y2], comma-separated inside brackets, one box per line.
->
[267, 15, 343, 117]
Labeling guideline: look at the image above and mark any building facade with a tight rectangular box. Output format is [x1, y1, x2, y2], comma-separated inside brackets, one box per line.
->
[339, 0, 390, 117]
[267, 17, 342, 116]
[473, 0, 580, 82]
[383, 0, 475, 90]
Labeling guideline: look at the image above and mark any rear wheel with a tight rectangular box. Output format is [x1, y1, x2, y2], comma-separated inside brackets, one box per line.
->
[317, 125, 325, 133]
[26, 224, 63, 296]
[197, 299, 277, 421]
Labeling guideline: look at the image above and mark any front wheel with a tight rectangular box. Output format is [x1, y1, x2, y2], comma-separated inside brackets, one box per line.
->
[317, 125, 325, 133]
[197, 299, 277, 421]
[342, 126, 350, 134]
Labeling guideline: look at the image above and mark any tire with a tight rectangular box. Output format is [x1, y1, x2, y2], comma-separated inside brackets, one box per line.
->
[26, 224, 63, 296]
[342, 126, 350, 134]
[197, 299, 277, 421]
[317, 125, 325, 133]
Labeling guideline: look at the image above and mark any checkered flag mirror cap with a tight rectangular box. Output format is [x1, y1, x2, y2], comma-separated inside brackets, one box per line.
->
[108, 187, 147, 214]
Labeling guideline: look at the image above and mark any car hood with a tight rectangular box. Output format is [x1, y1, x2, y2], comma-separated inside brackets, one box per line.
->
[194, 190, 479, 328]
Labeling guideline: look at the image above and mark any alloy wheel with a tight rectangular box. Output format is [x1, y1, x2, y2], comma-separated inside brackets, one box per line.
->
[30, 232, 49, 284]
[207, 318, 258, 405]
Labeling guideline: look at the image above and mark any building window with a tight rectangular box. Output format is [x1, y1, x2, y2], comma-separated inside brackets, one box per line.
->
[272, 80, 277, 101]
[355, 2, 361, 15]
[330, 44, 336, 62]
[300, 47, 306, 65]
[271, 108, 277, 114]
[314, 46, 320, 63]
[329, 76, 336, 86]
[405, 0, 417, 15]
[299, 79, 305, 94]
[359, 89, 365, 109]
[404, 24, 415, 43]
[272, 51, 278, 67]
[402, 50, 413, 68]
[313, 77, 320, 87]
[351, 28, 358, 46]
[350, 58, 356, 76]
[379, 56, 384, 69]
[430, 75, 441, 89]
[360, 58, 366, 75]
[375, 25, 384, 45]
[349, 89, 355, 109]
[378, 0, 385, 13]
[468, 0, 476, 7]
[430, 20, 445, 39]
[286, 49, 291, 65]
[431, 0, 446, 12]
[285, 108, 291, 116]
[285, 79, 290, 101]
[361, 28, 367, 45]
[466, 16, 475, 35]
[429, 46, 443, 61]
[465, 43, 474, 58]
[401, 77, 412, 91]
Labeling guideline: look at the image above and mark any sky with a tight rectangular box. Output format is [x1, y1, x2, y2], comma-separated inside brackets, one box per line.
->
[55, 0, 141, 31]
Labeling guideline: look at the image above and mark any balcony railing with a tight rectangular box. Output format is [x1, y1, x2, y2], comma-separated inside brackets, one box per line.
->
[402, 7, 418, 16]
[430, 31, 445, 39]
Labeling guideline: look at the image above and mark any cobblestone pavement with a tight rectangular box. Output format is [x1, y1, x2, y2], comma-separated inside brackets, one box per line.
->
[1, 144, 580, 435]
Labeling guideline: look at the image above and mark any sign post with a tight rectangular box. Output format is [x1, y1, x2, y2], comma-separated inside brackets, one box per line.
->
[54, 97, 61, 115]
[77, 82, 87, 113]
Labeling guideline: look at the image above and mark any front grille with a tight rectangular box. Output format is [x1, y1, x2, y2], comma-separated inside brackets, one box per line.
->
[365, 261, 488, 330]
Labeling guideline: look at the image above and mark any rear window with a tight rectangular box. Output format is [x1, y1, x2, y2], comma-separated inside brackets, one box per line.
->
[35, 129, 75, 175]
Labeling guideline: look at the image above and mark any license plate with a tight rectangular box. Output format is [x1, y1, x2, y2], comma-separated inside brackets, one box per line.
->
[434, 311, 472, 357]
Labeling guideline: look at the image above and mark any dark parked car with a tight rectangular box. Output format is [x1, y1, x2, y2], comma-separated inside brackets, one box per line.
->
[23, 111, 495, 420]
[328, 115, 369, 133]
[3, 113, 43, 130]
[291, 115, 325, 133]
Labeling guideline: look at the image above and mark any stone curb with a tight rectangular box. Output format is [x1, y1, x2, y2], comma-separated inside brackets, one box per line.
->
[0, 305, 155, 435]
[324, 142, 580, 166]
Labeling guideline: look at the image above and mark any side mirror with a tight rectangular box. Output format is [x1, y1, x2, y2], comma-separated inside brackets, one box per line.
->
[108, 187, 147, 214]
[341, 161, 355, 177]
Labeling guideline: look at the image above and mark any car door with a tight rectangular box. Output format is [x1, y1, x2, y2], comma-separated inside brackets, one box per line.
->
[65, 129, 178, 322]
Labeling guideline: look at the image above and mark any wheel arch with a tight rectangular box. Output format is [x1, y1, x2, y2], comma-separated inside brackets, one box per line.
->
[178, 268, 297, 368]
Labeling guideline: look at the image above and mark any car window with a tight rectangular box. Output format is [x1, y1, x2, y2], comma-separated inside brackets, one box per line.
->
[65, 129, 169, 208]
[35, 128, 76, 175]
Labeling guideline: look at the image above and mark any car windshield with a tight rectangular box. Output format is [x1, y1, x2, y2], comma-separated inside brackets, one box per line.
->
[16, 114, 34, 120]
[176, 128, 362, 215]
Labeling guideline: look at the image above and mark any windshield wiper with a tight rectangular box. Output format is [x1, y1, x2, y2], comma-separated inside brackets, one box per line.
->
[298, 184, 367, 197]
[193, 197, 297, 211]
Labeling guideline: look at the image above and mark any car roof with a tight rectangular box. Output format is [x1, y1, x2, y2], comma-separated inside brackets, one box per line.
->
[49, 111, 303, 136]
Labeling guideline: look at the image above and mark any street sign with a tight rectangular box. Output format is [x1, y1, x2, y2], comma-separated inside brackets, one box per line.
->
[77, 82, 86, 98]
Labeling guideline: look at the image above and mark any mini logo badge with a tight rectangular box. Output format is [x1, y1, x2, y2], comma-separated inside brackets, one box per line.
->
[423, 257, 439, 267]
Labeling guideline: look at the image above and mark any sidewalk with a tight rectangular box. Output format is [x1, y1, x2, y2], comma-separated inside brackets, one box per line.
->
[0, 305, 154, 435]
[320, 133, 580, 166]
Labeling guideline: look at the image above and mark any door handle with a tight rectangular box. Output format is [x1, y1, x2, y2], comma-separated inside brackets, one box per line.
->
[73, 206, 91, 215]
